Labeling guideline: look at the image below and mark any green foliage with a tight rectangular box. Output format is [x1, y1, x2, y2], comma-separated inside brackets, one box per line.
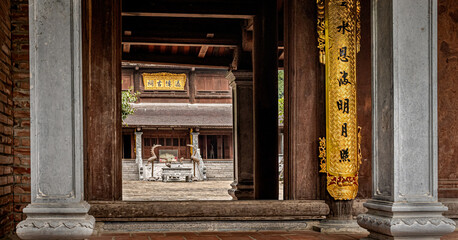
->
[278, 97, 284, 124]
[278, 70, 284, 99]
[278, 70, 284, 124]
[122, 87, 140, 123]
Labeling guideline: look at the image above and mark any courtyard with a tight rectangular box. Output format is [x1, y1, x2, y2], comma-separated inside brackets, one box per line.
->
[122, 181, 284, 201]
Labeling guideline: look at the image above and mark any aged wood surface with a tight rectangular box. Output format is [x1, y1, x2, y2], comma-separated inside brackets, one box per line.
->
[89, 200, 329, 221]
[253, 0, 279, 200]
[283, 0, 321, 200]
[83, 0, 122, 201]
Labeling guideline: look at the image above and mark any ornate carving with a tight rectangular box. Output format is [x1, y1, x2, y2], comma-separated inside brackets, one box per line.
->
[357, 214, 456, 229]
[319, 137, 326, 173]
[17, 220, 94, 229]
[356, 0, 361, 53]
[317, 0, 326, 64]
[318, 0, 362, 201]
[16, 215, 95, 240]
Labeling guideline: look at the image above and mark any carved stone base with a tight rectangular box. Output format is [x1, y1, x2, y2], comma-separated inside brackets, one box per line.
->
[357, 200, 456, 239]
[313, 220, 368, 234]
[228, 181, 254, 200]
[17, 202, 95, 240]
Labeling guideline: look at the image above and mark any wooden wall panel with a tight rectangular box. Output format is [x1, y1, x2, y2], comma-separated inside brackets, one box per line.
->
[438, 0, 458, 198]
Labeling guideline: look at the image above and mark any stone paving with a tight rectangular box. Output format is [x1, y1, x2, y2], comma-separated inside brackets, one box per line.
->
[88, 230, 458, 240]
[122, 180, 284, 201]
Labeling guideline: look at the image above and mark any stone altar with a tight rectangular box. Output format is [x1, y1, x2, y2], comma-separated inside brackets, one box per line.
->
[162, 165, 193, 182]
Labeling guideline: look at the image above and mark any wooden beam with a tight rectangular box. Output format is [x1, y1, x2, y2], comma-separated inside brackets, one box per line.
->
[279, 50, 285, 60]
[122, 52, 233, 69]
[122, 36, 238, 48]
[123, 17, 243, 35]
[198, 45, 209, 58]
[123, 43, 131, 53]
[122, 0, 256, 19]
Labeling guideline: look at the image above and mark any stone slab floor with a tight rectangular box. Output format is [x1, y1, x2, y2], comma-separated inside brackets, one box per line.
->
[88, 230, 458, 240]
[123, 180, 284, 201]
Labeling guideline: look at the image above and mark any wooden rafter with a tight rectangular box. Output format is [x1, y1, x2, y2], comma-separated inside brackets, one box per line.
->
[198, 46, 209, 58]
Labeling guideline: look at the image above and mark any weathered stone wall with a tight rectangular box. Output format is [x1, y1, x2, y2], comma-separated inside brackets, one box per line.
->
[0, 0, 14, 237]
[438, 0, 458, 199]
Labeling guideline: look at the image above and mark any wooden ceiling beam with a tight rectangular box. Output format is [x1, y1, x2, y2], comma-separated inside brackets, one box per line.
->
[122, 36, 238, 48]
[122, 52, 233, 69]
[122, 0, 256, 19]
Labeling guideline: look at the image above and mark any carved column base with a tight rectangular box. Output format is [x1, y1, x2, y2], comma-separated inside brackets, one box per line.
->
[357, 200, 456, 240]
[228, 181, 254, 200]
[313, 220, 368, 234]
[17, 202, 95, 240]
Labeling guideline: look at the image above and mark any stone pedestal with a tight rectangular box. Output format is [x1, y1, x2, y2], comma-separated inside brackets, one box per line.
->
[357, 0, 455, 239]
[226, 71, 254, 200]
[16, 0, 95, 239]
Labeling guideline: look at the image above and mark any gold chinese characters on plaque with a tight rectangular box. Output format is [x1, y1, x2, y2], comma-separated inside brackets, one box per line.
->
[317, 0, 362, 200]
[142, 72, 187, 91]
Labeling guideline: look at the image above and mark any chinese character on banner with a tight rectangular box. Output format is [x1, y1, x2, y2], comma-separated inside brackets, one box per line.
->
[147, 80, 154, 87]
[337, 21, 350, 34]
[342, 123, 348, 137]
[157, 80, 163, 87]
[338, 71, 351, 86]
[340, 148, 350, 162]
[338, 47, 349, 62]
[175, 80, 181, 88]
[336, 98, 349, 114]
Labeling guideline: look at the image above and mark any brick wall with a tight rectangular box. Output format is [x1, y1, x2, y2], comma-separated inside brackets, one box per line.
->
[0, 0, 14, 238]
[11, 0, 30, 227]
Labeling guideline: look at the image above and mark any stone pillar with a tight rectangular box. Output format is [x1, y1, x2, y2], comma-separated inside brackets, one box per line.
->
[135, 131, 143, 165]
[191, 131, 199, 152]
[253, 0, 279, 200]
[227, 71, 254, 200]
[16, 0, 95, 239]
[191, 131, 199, 177]
[135, 131, 144, 179]
[357, 1, 456, 239]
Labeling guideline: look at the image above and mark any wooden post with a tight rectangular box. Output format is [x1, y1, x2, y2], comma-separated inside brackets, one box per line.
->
[189, 69, 196, 104]
[283, 0, 322, 200]
[253, 0, 279, 200]
[83, 0, 122, 201]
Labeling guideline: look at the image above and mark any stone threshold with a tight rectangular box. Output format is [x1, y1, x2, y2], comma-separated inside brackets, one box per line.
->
[89, 200, 329, 221]
[94, 220, 320, 233]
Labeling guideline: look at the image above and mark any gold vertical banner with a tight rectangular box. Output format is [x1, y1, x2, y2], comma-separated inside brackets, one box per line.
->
[319, 0, 361, 200]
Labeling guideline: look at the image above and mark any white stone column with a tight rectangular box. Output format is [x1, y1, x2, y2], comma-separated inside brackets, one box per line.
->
[135, 131, 143, 179]
[16, 0, 95, 239]
[357, 1, 456, 239]
[191, 131, 199, 152]
[191, 131, 199, 178]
